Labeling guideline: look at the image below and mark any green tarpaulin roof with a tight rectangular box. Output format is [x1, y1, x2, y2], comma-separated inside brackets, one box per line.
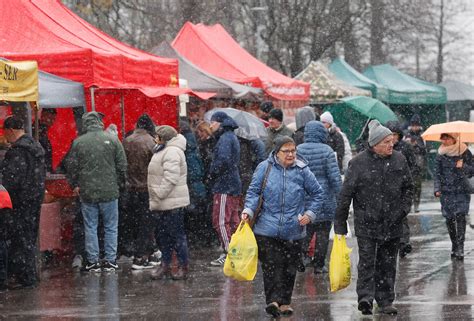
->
[329, 57, 389, 101]
[363, 64, 447, 105]
[295, 61, 371, 102]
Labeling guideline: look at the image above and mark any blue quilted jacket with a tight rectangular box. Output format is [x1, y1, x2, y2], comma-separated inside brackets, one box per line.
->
[243, 153, 323, 240]
[297, 121, 342, 221]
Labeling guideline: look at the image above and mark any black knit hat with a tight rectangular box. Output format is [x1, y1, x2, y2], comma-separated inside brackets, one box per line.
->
[268, 108, 283, 122]
[260, 101, 274, 113]
[136, 113, 155, 134]
[3, 116, 24, 130]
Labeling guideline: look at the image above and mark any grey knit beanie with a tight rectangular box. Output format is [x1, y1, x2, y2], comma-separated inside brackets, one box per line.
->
[368, 120, 392, 147]
[273, 136, 295, 153]
[155, 125, 178, 143]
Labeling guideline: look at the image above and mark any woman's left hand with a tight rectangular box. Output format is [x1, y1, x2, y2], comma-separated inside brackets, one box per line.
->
[298, 214, 311, 226]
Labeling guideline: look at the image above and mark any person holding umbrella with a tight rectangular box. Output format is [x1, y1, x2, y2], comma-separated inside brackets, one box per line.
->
[422, 121, 474, 260]
[434, 133, 474, 260]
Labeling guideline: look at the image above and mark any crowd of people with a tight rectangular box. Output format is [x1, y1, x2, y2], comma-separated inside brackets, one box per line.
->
[0, 102, 471, 318]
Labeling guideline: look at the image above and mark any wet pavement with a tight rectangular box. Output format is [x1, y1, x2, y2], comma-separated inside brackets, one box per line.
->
[1, 181, 474, 320]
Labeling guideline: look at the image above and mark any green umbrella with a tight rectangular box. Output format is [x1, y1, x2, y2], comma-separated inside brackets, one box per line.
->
[326, 96, 398, 145]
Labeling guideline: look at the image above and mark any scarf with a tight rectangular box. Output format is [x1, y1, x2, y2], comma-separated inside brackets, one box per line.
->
[438, 134, 467, 157]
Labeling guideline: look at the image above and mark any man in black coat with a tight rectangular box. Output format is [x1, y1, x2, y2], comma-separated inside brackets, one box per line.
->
[2, 116, 46, 288]
[386, 121, 417, 258]
[334, 120, 413, 316]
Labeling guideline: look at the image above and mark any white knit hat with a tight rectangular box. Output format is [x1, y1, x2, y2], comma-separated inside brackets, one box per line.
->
[320, 111, 334, 126]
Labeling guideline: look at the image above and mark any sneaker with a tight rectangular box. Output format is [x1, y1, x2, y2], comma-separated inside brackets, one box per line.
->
[210, 253, 226, 266]
[151, 249, 162, 260]
[72, 255, 83, 269]
[131, 258, 155, 270]
[148, 255, 161, 267]
[81, 261, 102, 273]
[102, 261, 119, 272]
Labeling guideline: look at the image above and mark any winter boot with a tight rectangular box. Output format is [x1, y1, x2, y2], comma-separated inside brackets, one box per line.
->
[455, 215, 467, 260]
[151, 264, 171, 280]
[446, 219, 458, 258]
[171, 265, 188, 280]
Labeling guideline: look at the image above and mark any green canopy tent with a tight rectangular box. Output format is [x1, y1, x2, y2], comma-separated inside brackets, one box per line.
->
[363, 64, 448, 178]
[295, 61, 371, 103]
[325, 96, 398, 145]
[439, 80, 474, 121]
[329, 57, 389, 101]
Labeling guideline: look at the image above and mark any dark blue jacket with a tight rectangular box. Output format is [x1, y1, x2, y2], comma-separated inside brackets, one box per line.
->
[210, 117, 241, 195]
[297, 121, 342, 221]
[434, 149, 474, 195]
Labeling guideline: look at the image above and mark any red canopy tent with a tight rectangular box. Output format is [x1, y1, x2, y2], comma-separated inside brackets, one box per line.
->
[0, 0, 212, 169]
[172, 22, 310, 102]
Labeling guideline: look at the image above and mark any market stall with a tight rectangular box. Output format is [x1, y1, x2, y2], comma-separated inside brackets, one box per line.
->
[172, 22, 310, 112]
[295, 61, 371, 102]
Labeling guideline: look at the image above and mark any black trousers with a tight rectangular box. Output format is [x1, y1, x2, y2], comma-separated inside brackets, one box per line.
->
[304, 221, 332, 268]
[356, 237, 399, 307]
[7, 204, 42, 286]
[256, 235, 302, 306]
[0, 215, 7, 286]
[132, 191, 156, 258]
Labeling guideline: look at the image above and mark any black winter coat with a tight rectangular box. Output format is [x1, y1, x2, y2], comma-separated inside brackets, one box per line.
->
[327, 128, 345, 172]
[1, 135, 46, 214]
[434, 149, 474, 195]
[334, 149, 414, 240]
[394, 140, 418, 176]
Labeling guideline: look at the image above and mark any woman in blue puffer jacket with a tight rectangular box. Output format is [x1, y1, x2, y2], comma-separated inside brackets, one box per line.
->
[241, 136, 323, 318]
[297, 120, 342, 273]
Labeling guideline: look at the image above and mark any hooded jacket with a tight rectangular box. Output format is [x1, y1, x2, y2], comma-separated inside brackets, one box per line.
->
[297, 121, 342, 220]
[243, 153, 324, 241]
[123, 128, 155, 192]
[2, 134, 46, 212]
[265, 124, 294, 155]
[293, 107, 315, 145]
[66, 112, 127, 203]
[209, 116, 242, 195]
[148, 134, 190, 211]
[334, 149, 414, 240]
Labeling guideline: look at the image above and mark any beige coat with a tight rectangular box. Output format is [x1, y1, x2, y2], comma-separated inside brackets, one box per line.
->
[148, 134, 190, 211]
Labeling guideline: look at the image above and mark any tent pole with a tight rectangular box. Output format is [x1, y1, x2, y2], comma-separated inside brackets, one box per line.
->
[120, 92, 125, 138]
[90, 87, 95, 111]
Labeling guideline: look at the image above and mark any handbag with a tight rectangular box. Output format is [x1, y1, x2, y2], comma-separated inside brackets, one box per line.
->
[249, 163, 272, 228]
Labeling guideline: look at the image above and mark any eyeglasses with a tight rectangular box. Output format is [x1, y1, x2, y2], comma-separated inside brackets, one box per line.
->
[279, 149, 296, 155]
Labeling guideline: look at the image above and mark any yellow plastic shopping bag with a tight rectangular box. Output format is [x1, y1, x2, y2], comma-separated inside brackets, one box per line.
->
[329, 235, 352, 292]
[223, 221, 258, 281]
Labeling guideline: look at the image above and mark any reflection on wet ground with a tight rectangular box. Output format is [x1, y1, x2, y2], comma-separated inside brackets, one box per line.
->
[1, 182, 474, 320]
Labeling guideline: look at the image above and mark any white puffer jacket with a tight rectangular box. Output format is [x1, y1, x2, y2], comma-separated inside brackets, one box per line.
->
[148, 134, 190, 211]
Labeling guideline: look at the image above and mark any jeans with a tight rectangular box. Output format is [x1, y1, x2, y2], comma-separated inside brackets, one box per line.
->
[82, 200, 118, 263]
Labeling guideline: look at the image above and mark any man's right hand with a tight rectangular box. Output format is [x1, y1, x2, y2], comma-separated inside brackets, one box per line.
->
[73, 187, 80, 196]
[241, 212, 249, 221]
[435, 191, 441, 197]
